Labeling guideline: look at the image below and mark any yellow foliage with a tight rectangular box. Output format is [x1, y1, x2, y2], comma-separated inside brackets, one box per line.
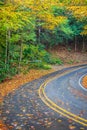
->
[63, 0, 87, 6]
[26, 0, 66, 30]
[0, 3, 32, 30]
[42, 16, 67, 30]
[67, 3, 87, 36]
[67, 6, 87, 18]
[81, 25, 87, 35]
[1, 0, 87, 31]
[0, 0, 67, 31]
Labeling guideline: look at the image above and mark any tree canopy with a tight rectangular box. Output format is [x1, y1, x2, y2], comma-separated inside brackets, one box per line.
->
[0, 0, 87, 82]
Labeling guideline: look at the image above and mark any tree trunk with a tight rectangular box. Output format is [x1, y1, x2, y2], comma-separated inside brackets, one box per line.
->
[75, 36, 77, 52]
[82, 35, 85, 52]
[18, 42, 23, 73]
[5, 29, 8, 66]
[37, 19, 41, 44]
[5, 30, 10, 65]
[65, 38, 68, 47]
[8, 30, 11, 64]
[38, 28, 41, 44]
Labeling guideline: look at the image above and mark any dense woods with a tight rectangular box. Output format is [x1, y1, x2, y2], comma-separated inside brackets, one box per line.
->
[0, 0, 87, 82]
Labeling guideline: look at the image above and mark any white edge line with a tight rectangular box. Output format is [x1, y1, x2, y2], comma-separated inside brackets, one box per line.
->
[79, 73, 87, 91]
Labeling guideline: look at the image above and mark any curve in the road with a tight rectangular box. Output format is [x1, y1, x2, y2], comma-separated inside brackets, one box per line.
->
[39, 66, 87, 127]
[79, 74, 87, 91]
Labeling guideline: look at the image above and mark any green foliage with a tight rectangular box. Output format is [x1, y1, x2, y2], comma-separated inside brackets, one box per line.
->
[23, 44, 50, 63]
[29, 62, 51, 69]
[49, 57, 63, 65]
[0, 0, 87, 83]
[52, 6, 66, 16]
[0, 61, 17, 82]
[67, 59, 74, 64]
[0, 61, 7, 82]
[40, 20, 74, 47]
[23, 44, 63, 67]
[22, 44, 51, 70]
[67, 47, 72, 52]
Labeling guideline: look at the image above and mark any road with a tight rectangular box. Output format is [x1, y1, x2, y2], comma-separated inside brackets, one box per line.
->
[0, 65, 87, 130]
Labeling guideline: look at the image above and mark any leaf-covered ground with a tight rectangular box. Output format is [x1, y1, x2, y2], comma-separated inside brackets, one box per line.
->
[0, 69, 55, 103]
[0, 66, 66, 130]
[0, 65, 74, 130]
[82, 75, 87, 89]
[0, 69, 55, 130]
[0, 62, 87, 130]
[49, 46, 87, 64]
[0, 47, 87, 103]
[0, 65, 87, 130]
[1, 63, 84, 103]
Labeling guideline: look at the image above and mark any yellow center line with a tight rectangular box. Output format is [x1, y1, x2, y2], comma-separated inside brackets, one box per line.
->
[39, 67, 87, 126]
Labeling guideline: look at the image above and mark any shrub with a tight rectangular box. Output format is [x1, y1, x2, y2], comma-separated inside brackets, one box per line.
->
[23, 44, 63, 70]
[48, 57, 63, 65]
[0, 61, 7, 82]
[23, 44, 51, 67]
[29, 62, 51, 69]
[67, 59, 74, 64]
[0, 61, 17, 82]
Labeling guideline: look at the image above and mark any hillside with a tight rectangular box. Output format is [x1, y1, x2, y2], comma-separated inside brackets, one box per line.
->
[49, 45, 87, 65]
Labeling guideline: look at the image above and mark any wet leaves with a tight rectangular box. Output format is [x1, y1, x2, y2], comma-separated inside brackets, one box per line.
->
[0, 69, 54, 103]
[69, 124, 76, 130]
[0, 120, 8, 130]
[80, 127, 85, 130]
[0, 67, 87, 130]
[30, 125, 35, 130]
[82, 75, 87, 89]
[58, 119, 62, 123]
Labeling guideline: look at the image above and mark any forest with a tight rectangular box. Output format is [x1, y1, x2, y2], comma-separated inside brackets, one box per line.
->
[0, 0, 87, 82]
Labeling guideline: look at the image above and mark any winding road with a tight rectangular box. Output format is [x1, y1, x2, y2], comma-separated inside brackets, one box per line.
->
[0, 65, 87, 130]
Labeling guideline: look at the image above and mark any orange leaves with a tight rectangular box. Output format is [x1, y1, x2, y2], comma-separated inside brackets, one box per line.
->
[82, 75, 87, 89]
[0, 120, 8, 130]
[69, 124, 76, 130]
[0, 69, 54, 103]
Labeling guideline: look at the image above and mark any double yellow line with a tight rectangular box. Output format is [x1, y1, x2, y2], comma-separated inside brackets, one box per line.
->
[39, 67, 87, 126]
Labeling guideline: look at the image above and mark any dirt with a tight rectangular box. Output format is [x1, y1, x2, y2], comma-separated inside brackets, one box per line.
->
[49, 45, 87, 64]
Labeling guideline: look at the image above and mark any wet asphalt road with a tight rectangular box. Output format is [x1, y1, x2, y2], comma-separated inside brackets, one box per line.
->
[0, 65, 87, 130]
[45, 67, 87, 119]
